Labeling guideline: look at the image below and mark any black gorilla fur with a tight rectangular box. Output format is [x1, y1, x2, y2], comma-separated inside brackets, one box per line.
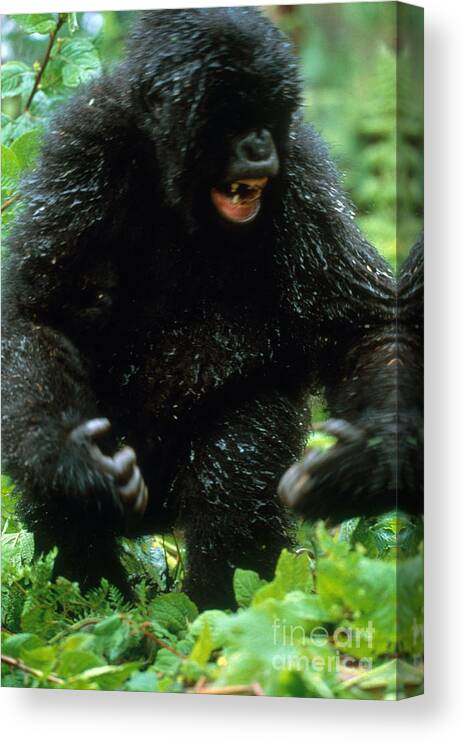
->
[2, 8, 420, 608]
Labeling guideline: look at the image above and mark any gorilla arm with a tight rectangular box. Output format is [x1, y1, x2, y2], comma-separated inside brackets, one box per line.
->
[279, 231, 422, 521]
[279, 142, 421, 521]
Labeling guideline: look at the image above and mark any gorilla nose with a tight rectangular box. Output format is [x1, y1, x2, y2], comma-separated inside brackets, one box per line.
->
[230, 129, 279, 178]
[237, 130, 274, 161]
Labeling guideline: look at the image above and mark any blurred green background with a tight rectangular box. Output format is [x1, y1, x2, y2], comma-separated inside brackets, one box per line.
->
[1, 3, 423, 267]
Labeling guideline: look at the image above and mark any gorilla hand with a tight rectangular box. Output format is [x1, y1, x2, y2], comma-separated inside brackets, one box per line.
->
[69, 418, 148, 520]
[277, 418, 391, 522]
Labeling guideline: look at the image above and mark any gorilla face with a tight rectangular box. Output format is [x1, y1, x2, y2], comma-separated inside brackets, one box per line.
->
[127, 7, 301, 229]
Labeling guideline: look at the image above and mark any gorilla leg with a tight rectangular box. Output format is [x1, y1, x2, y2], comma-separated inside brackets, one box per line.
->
[178, 390, 308, 609]
[31, 505, 130, 595]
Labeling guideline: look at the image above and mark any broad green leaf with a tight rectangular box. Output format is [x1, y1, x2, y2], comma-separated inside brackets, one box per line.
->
[22, 645, 57, 673]
[2, 633, 43, 658]
[258, 591, 330, 628]
[61, 64, 81, 89]
[59, 38, 101, 88]
[57, 650, 104, 677]
[253, 549, 313, 604]
[190, 621, 214, 664]
[1, 145, 21, 182]
[233, 568, 266, 608]
[1, 112, 42, 147]
[10, 129, 41, 171]
[61, 635, 94, 653]
[93, 615, 121, 636]
[93, 614, 132, 662]
[317, 548, 397, 655]
[204, 603, 334, 695]
[126, 670, 158, 692]
[149, 592, 198, 633]
[190, 609, 231, 650]
[153, 648, 182, 676]
[13, 14, 58, 35]
[1, 61, 35, 99]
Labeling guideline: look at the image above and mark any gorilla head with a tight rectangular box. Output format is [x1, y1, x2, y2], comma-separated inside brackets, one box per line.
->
[124, 8, 301, 229]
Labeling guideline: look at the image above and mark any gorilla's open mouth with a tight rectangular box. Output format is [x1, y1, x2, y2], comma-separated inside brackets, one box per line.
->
[210, 178, 268, 224]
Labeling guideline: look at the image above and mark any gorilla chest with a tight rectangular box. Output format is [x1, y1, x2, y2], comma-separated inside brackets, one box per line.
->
[96, 300, 278, 422]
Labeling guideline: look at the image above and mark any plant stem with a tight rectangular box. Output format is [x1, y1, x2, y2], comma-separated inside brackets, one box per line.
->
[1, 194, 20, 213]
[24, 14, 66, 113]
[1, 653, 64, 685]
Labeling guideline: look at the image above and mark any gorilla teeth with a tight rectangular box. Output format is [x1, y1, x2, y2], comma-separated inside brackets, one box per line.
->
[224, 178, 268, 204]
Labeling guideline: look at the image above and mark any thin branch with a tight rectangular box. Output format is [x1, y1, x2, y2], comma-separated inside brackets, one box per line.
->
[50, 617, 101, 644]
[1, 194, 20, 213]
[192, 682, 265, 696]
[1, 653, 64, 685]
[137, 620, 187, 658]
[24, 14, 66, 113]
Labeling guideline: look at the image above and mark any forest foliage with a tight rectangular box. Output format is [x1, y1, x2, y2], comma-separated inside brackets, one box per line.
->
[2, 474, 423, 697]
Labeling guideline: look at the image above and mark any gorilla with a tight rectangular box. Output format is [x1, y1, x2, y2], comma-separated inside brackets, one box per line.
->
[2, 8, 419, 609]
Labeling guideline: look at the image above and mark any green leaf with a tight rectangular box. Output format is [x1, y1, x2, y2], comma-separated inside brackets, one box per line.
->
[59, 38, 101, 88]
[153, 648, 182, 676]
[149, 592, 198, 633]
[1, 112, 43, 148]
[1, 61, 35, 99]
[317, 544, 398, 655]
[61, 635, 94, 653]
[190, 609, 231, 649]
[1, 112, 12, 138]
[340, 658, 423, 698]
[57, 650, 104, 677]
[126, 670, 158, 692]
[203, 602, 334, 696]
[93, 614, 132, 662]
[1, 145, 21, 182]
[22, 645, 57, 674]
[93, 615, 121, 636]
[13, 14, 58, 35]
[67, 13, 79, 35]
[253, 549, 313, 604]
[233, 568, 266, 608]
[190, 621, 214, 664]
[2, 633, 43, 658]
[69, 662, 140, 691]
[10, 130, 41, 171]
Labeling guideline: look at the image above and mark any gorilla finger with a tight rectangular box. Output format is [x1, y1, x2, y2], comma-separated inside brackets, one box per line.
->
[88, 444, 119, 477]
[112, 447, 137, 484]
[133, 484, 148, 516]
[70, 418, 112, 443]
[119, 466, 142, 502]
[278, 461, 313, 508]
[297, 445, 355, 488]
[279, 443, 351, 509]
